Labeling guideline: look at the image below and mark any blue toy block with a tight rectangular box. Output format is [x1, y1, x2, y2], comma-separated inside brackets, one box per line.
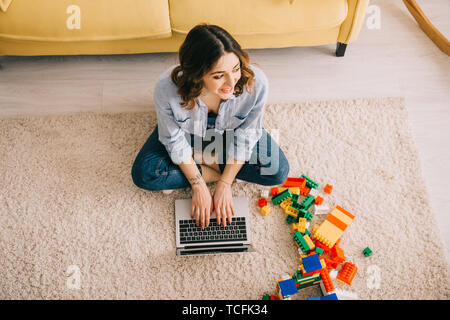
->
[278, 278, 298, 297]
[321, 293, 338, 300]
[302, 254, 322, 274]
[307, 296, 321, 300]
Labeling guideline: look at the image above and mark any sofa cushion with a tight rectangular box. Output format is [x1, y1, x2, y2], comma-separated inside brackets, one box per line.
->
[0, 0, 171, 41]
[170, 0, 348, 35]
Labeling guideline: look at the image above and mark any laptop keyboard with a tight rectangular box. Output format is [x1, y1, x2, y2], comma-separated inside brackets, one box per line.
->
[179, 217, 247, 244]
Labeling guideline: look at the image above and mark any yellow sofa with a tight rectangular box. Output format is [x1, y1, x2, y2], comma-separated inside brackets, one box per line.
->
[0, 0, 369, 57]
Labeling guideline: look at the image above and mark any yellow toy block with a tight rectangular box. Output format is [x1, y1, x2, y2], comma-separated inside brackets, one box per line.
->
[313, 206, 355, 248]
[292, 218, 306, 234]
[303, 234, 315, 251]
[260, 205, 271, 216]
[280, 198, 292, 210]
[285, 206, 299, 217]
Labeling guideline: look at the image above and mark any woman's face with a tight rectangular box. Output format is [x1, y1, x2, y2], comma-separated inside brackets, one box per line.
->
[201, 52, 241, 100]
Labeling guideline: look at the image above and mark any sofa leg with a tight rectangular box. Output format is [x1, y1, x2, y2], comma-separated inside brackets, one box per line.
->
[336, 42, 347, 57]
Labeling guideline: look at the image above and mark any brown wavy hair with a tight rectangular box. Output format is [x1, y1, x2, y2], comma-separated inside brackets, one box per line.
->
[170, 23, 256, 110]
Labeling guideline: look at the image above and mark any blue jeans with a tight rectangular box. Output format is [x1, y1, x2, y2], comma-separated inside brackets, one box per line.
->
[131, 124, 290, 191]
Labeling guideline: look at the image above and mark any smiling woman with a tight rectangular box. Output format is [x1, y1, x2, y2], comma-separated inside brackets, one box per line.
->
[131, 23, 290, 230]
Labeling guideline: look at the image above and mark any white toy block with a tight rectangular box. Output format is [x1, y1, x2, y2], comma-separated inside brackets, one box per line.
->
[162, 189, 174, 194]
[260, 189, 269, 198]
[309, 188, 319, 197]
[329, 270, 338, 279]
[314, 204, 329, 214]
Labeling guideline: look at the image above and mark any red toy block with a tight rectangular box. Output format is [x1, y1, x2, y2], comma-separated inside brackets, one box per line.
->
[315, 196, 324, 205]
[337, 262, 358, 286]
[258, 198, 268, 208]
[324, 184, 333, 194]
[270, 295, 280, 300]
[283, 177, 306, 188]
[320, 269, 334, 293]
[315, 240, 331, 253]
[323, 257, 339, 269]
[331, 245, 346, 264]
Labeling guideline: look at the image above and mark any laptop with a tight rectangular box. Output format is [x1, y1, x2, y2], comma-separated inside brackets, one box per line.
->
[175, 197, 254, 256]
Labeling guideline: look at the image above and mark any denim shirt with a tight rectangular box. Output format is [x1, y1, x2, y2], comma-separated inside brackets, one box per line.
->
[153, 64, 269, 164]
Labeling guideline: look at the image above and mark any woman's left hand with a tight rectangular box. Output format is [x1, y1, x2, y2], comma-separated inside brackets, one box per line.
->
[213, 180, 235, 227]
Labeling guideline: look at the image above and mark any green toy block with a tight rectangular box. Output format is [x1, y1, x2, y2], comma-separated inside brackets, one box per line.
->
[304, 229, 311, 236]
[363, 247, 373, 257]
[272, 188, 292, 205]
[285, 215, 296, 224]
[262, 294, 270, 300]
[293, 231, 311, 252]
[300, 195, 315, 210]
[303, 211, 314, 221]
[291, 193, 299, 203]
[315, 247, 324, 256]
[300, 174, 319, 189]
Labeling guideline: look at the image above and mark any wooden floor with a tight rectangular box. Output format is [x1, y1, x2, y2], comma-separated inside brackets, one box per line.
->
[1, 0, 449, 260]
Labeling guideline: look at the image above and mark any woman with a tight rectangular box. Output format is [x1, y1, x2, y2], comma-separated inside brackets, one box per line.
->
[132, 24, 289, 230]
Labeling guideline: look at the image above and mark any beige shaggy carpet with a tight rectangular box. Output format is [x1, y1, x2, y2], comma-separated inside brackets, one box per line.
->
[0, 97, 449, 300]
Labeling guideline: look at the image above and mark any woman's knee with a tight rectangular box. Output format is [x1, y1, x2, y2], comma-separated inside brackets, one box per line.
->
[131, 155, 161, 191]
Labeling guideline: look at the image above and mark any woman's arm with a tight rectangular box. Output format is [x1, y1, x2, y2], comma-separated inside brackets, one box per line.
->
[178, 157, 213, 230]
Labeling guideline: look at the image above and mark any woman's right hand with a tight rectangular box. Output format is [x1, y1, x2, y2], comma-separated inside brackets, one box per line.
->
[191, 182, 214, 229]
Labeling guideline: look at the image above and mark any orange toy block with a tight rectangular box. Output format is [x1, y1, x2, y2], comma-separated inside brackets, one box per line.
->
[320, 268, 335, 293]
[324, 184, 333, 194]
[315, 196, 324, 205]
[337, 262, 358, 286]
[312, 206, 355, 248]
[331, 245, 346, 264]
[271, 187, 279, 196]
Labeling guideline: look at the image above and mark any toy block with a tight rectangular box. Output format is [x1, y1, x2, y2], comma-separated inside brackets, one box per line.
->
[270, 295, 280, 300]
[300, 195, 315, 210]
[292, 218, 307, 234]
[289, 187, 300, 195]
[257, 198, 267, 208]
[278, 278, 298, 297]
[309, 188, 319, 197]
[337, 262, 358, 286]
[290, 193, 299, 203]
[272, 188, 292, 205]
[285, 206, 299, 217]
[315, 196, 324, 205]
[293, 232, 313, 252]
[260, 205, 271, 216]
[323, 257, 339, 269]
[261, 294, 270, 300]
[315, 247, 324, 256]
[260, 189, 270, 198]
[303, 234, 315, 251]
[283, 177, 306, 188]
[302, 254, 322, 274]
[307, 296, 321, 300]
[299, 186, 310, 196]
[319, 268, 335, 293]
[271, 187, 279, 196]
[285, 214, 296, 224]
[315, 204, 330, 214]
[312, 206, 355, 248]
[363, 247, 373, 257]
[279, 198, 292, 210]
[321, 293, 338, 300]
[331, 245, 346, 264]
[329, 270, 338, 280]
[324, 184, 333, 194]
[300, 174, 319, 189]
